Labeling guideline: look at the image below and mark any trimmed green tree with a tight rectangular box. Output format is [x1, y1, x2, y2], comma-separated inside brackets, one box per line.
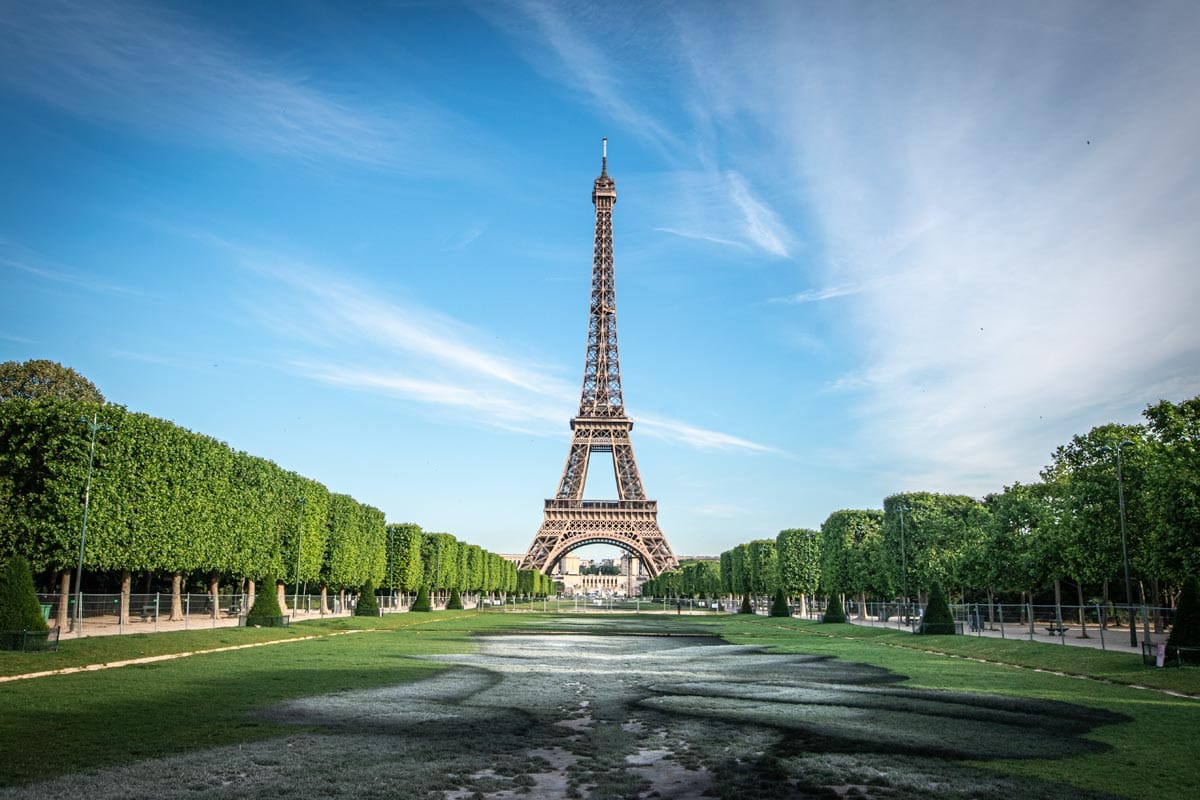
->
[0, 556, 48, 649]
[739, 594, 753, 614]
[822, 596, 847, 623]
[1167, 575, 1200, 663]
[770, 587, 790, 617]
[446, 588, 464, 610]
[918, 582, 957, 635]
[354, 579, 379, 617]
[411, 585, 433, 612]
[246, 575, 286, 627]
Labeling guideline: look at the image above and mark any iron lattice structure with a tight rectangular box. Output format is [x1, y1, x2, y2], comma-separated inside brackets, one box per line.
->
[520, 141, 678, 578]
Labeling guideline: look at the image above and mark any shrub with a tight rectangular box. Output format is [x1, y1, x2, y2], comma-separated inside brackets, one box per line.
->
[770, 587, 790, 617]
[411, 586, 433, 612]
[739, 595, 753, 614]
[0, 556, 48, 649]
[354, 580, 379, 617]
[822, 596, 846, 623]
[246, 575, 285, 627]
[446, 588, 464, 610]
[1168, 575, 1200, 664]
[918, 582, 957, 635]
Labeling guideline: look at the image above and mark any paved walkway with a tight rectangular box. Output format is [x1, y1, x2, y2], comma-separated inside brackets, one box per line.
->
[846, 614, 1162, 654]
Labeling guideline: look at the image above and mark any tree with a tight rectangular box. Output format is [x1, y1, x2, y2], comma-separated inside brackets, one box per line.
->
[0, 359, 104, 404]
[1142, 396, 1200, 586]
[918, 582, 957, 635]
[770, 587, 790, 617]
[354, 579, 379, 616]
[246, 574, 285, 627]
[776, 528, 820, 614]
[411, 585, 433, 612]
[1166, 575, 1200, 663]
[0, 556, 48, 646]
[387, 523, 425, 594]
[882, 493, 987, 602]
[819, 510, 884, 619]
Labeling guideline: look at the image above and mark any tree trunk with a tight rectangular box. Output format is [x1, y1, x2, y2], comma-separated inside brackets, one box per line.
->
[119, 569, 131, 626]
[1075, 579, 1089, 637]
[985, 588, 995, 627]
[170, 572, 184, 621]
[209, 572, 220, 619]
[320, 584, 330, 615]
[1102, 580, 1111, 628]
[56, 571, 70, 629]
[277, 580, 288, 613]
[1152, 577, 1162, 633]
[1053, 579, 1063, 625]
[858, 591, 868, 621]
[246, 578, 256, 610]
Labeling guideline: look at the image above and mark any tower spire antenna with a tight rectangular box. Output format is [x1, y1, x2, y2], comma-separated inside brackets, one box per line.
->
[601, 137, 608, 176]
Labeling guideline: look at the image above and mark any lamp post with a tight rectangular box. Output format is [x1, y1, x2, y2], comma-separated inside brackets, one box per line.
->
[897, 502, 909, 618]
[74, 413, 110, 633]
[1103, 441, 1138, 648]
[293, 496, 306, 619]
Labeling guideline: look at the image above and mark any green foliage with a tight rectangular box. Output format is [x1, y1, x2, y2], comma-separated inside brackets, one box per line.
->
[822, 596, 847, 623]
[770, 587, 790, 617]
[411, 585, 433, 612]
[739, 594, 753, 614]
[246, 577, 285, 627]
[1143, 397, 1200, 584]
[0, 555, 49, 637]
[776, 528, 820, 599]
[882, 493, 987, 597]
[354, 579, 379, 617]
[819, 511, 883, 597]
[1167, 575, 1200, 663]
[386, 523, 425, 592]
[745, 539, 778, 596]
[446, 588, 464, 610]
[919, 582, 957, 635]
[0, 359, 104, 404]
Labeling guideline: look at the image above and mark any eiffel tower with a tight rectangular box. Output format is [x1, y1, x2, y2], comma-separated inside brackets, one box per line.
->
[520, 140, 678, 578]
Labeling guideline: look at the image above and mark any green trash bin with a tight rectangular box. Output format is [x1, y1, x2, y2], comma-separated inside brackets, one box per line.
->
[40, 604, 52, 624]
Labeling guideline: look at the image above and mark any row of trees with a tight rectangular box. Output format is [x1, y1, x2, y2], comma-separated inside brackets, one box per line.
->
[644, 395, 1199, 618]
[0, 385, 546, 626]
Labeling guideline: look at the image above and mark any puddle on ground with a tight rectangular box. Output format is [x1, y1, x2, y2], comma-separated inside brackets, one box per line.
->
[3, 631, 1127, 800]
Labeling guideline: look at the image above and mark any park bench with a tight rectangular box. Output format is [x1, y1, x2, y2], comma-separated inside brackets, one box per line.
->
[139, 603, 157, 621]
[1045, 623, 1067, 636]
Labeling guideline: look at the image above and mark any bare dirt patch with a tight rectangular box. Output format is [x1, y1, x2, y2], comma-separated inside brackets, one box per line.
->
[2, 628, 1126, 799]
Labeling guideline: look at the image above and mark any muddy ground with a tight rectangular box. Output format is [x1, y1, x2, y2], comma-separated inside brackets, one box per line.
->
[3, 623, 1126, 799]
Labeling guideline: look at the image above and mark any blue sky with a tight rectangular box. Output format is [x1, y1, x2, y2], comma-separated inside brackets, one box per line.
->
[2, 1, 1198, 559]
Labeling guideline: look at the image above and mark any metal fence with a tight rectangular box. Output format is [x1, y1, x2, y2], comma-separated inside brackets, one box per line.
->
[846, 600, 1172, 650]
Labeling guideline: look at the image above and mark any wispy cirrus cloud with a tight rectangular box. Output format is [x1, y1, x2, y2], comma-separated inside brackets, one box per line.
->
[729, 2, 1200, 491]
[220, 242, 776, 454]
[0, 240, 144, 298]
[481, 1, 795, 260]
[0, 0, 473, 173]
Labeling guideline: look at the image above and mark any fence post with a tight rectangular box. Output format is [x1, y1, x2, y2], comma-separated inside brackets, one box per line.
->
[1027, 602, 1034, 641]
[998, 602, 1005, 639]
[1097, 604, 1105, 651]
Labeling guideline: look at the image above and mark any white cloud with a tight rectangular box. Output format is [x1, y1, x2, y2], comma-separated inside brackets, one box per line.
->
[0, 0, 475, 173]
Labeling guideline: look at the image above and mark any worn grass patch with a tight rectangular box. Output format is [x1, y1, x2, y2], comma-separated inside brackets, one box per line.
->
[1, 612, 1197, 799]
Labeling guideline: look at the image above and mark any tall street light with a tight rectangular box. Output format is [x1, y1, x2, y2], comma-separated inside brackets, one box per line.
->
[1102, 441, 1138, 648]
[293, 496, 306, 619]
[897, 502, 909, 618]
[75, 413, 110, 633]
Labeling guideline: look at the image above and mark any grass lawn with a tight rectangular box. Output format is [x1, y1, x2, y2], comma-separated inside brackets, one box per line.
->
[1, 610, 1197, 799]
